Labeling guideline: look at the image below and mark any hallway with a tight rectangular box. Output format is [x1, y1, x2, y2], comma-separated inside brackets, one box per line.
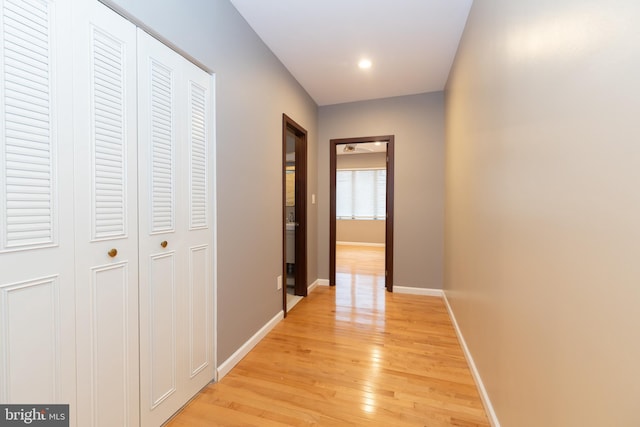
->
[167, 245, 489, 426]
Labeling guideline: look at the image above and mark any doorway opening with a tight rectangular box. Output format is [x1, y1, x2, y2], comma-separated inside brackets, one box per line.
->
[330, 136, 394, 292]
[282, 114, 308, 316]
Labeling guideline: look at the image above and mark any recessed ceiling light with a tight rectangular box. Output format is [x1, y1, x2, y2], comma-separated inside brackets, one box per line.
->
[358, 59, 372, 69]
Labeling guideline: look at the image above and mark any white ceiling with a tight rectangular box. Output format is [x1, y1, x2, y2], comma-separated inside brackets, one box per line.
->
[230, 0, 473, 106]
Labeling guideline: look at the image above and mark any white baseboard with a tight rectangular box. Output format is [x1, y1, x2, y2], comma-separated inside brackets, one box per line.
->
[393, 286, 444, 297]
[442, 292, 501, 427]
[336, 241, 385, 247]
[216, 310, 283, 380]
[308, 279, 330, 293]
[307, 279, 319, 293]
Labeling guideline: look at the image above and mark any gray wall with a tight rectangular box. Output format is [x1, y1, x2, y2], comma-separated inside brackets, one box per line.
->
[445, 0, 640, 425]
[336, 220, 385, 244]
[107, 0, 318, 364]
[319, 93, 445, 289]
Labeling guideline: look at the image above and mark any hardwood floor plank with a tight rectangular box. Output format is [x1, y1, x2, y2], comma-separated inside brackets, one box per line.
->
[166, 245, 489, 426]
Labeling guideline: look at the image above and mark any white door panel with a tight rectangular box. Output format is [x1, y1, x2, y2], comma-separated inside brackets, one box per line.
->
[0, 275, 63, 403]
[138, 30, 182, 426]
[0, 0, 76, 414]
[187, 245, 210, 379]
[72, 2, 138, 426]
[148, 251, 177, 408]
[182, 58, 214, 399]
[89, 262, 133, 427]
[138, 29, 214, 426]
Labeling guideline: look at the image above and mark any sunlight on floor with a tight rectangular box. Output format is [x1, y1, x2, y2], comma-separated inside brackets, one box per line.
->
[335, 244, 386, 326]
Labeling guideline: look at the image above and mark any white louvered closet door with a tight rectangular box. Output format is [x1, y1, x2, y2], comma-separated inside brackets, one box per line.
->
[0, 0, 77, 411]
[137, 29, 214, 426]
[72, 2, 139, 426]
[179, 55, 214, 403]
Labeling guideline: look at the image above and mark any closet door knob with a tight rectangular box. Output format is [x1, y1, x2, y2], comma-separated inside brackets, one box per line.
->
[160, 241, 168, 248]
[108, 248, 118, 258]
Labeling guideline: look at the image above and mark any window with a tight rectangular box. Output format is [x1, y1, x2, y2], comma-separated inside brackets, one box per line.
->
[336, 169, 386, 220]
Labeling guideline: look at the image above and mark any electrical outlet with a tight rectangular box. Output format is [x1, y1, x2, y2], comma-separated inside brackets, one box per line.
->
[277, 275, 282, 290]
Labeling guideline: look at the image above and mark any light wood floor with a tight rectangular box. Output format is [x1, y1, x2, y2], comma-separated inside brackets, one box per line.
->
[166, 245, 489, 426]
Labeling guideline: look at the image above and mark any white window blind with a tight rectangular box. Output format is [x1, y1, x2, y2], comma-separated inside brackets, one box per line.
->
[336, 169, 386, 220]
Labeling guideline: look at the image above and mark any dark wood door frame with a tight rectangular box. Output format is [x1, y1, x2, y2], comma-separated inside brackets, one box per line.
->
[282, 114, 308, 316]
[330, 136, 395, 292]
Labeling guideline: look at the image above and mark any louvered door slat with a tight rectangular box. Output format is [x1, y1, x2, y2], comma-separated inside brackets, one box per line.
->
[95, 95, 124, 111]
[189, 82, 207, 229]
[91, 27, 126, 240]
[6, 150, 50, 165]
[4, 74, 48, 98]
[4, 27, 48, 57]
[149, 60, 174, 233]
[5, 114, 50, 134]
[7, 177, 47, 189]
[3, 47, 48, 75]
[5, 79, 49, 104]
[5, 0, 47, 21]
[2, 0, 55, 250]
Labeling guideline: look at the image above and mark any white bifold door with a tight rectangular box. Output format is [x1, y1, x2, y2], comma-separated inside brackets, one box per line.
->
[72, 1, 139, 426]
[0, 0, 76, 409]
[137, 30, 215, 426]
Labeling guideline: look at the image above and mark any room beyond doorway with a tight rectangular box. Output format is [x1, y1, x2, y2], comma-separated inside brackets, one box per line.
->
[329, 136, 395, 292]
